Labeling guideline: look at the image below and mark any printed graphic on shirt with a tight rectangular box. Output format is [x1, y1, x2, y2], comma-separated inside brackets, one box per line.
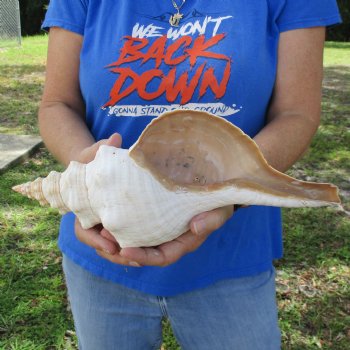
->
[103, 11, 242, 117]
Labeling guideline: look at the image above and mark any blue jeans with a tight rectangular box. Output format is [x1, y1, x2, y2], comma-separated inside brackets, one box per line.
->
[63, 255, 281, 350]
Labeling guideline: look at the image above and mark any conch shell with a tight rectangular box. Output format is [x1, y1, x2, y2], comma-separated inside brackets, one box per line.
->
[13, 110, 341, 247]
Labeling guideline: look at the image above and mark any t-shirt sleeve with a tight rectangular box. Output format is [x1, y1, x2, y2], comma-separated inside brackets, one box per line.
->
[41, 0, 88, 35]
[276, 0, 342, 33]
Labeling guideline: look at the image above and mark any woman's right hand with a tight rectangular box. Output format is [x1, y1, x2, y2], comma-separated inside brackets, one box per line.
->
[73, 133, 139, 265]
[74, 219, 139, 266]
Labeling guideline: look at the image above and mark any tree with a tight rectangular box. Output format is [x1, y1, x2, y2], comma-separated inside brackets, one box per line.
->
[327, 0, 350, 41]
[19, 0, 349, 41]
[19, 0, 48, 36]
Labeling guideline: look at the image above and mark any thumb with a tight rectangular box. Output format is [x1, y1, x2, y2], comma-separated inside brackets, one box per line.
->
[78, 133, 122, 163]
[190, 206, 233, 236]
[96, 132, 122, 149]
[106, 133, 122, 148]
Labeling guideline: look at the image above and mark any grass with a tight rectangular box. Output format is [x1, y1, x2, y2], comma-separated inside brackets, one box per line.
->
[0, 36, 349, 349]
[0, 35, 47, 135]
[324, 41, 350, 66]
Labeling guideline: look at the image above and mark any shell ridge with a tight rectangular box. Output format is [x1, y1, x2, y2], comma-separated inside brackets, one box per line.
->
[83, 162, 101, 227]
[42, 171, 69, 214]
[55, 173, 70, 214]
[59, 162, 99, 227]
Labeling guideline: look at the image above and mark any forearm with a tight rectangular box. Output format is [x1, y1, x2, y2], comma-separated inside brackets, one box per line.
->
[39, 28, 95, 166]
[254, 27, 325, 173]
[254, 111, 319, 172]
[39, 102, 95, 166]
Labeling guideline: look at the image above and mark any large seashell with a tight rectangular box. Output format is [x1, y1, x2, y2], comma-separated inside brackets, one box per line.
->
[13, 111, 341, 247]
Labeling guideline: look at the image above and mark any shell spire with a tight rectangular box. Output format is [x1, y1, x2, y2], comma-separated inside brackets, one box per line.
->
[12, 171, 69, 214]
[12, 177, 49, 206]
[12, 161, 100, 229]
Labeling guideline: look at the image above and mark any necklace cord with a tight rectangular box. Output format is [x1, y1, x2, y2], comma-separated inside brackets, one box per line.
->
[171, 0, 186, 12]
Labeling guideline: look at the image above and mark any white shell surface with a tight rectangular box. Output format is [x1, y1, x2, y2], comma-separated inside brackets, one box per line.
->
[80, 145, 339, 248]
[85, 146, 197, 247]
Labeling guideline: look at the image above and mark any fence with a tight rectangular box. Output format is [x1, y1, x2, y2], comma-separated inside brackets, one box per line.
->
[0, 0, 21, 47]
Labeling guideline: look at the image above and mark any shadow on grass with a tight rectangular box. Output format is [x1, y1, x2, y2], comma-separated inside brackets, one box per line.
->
[0, 64, 45, 77]
[279, 287, 350, 350]
[323, 65, 350, 100]
[322, 65, 350, 112]
[324, 42, 350, 49]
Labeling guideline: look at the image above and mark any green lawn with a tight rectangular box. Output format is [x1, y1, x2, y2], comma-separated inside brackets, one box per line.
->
[324, 41, 350, 66]
[0, 36, 349, 349]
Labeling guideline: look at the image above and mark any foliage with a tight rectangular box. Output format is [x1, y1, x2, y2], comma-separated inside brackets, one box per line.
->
[327, 0, 350, 41]
[18, 0, 350, 41]
[0, 36, 349, 349]
[19, 0, 49, 36]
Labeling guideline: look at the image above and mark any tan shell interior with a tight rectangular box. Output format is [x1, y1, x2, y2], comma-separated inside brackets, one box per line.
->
[129, 110, 340, 203]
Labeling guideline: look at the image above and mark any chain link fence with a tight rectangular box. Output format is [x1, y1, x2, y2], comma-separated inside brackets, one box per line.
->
[0, 0, 21, 47]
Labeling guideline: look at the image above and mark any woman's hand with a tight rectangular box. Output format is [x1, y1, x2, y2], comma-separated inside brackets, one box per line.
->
[97, 205, 234, 267]
[74, 220, 137, 265]
[73, 133, 128, 261]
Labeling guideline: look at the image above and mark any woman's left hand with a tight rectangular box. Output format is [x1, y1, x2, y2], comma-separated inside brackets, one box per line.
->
[97, 205, 234, 267]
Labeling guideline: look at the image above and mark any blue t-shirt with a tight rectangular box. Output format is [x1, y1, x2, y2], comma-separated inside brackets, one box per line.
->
[42, 0, 341, 296]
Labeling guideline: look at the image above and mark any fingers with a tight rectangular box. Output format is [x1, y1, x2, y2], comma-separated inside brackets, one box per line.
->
[76, 205, 235, 268]
[120, 230, 207, 267]
[75, 219, 139, 266]
[100, 227, 118, 242]
[190, 205, 234, 235]
[95, 249, 142, 267]
[74, 219, 118, 254]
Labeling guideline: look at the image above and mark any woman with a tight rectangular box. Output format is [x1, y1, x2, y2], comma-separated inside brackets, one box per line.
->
[40, 1, 341, 349]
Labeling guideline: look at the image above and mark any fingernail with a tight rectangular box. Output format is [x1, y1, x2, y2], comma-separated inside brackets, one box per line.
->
[129, 261, 141, 267]
[193, 219, 206, 235]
